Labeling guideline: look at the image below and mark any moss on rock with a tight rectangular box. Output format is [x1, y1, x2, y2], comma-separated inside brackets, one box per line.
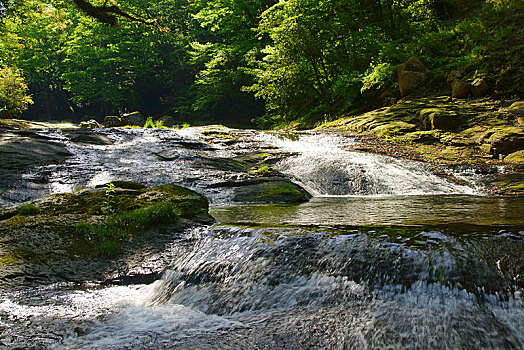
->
[322, 96, 524, 165]
[0, 183, 214, 291]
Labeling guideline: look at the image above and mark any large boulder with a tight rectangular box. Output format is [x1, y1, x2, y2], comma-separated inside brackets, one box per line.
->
[447, 70, 463, 89]
[0, 183, 214, 293]
[397, 56, 426, 97]
[104, 115, 125, 127]
[451, 80, 470, 98]
[470, 78, 488, 97]
[122, 111, 145, 126]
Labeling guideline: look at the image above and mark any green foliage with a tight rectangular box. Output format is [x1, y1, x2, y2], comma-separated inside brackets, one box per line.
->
[18, 204, 40, 216]
[0, 0, 521, 127]
[101, 182, 116, 215]
[361, 63, 397, 93]
[249, 165, 274, 176]
[0, 67, 33, 117]
[144, 117, 168, 128]
[144, 116, 155, 128]
[76, 200, 181, 258]
[154, 120, 167, 128]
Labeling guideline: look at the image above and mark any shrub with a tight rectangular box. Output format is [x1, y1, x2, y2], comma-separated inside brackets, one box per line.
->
[144, 116, 155, 128]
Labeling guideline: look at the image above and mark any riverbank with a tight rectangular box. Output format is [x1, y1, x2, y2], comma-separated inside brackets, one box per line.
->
[316, 96, 524, 194]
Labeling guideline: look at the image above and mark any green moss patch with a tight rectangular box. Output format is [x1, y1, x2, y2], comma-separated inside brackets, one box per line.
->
[0, 246, 51, 266]
[73, 200, 185, 258]
[0, 183, 210, 259]
[18, 204, 41, 216]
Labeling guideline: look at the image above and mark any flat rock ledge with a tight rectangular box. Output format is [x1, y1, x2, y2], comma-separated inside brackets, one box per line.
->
[0, 182, 214, 293]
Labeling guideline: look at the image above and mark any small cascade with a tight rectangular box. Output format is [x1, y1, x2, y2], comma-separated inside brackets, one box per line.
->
[262, 132, 477, 196]
[2, 224, 522, 349]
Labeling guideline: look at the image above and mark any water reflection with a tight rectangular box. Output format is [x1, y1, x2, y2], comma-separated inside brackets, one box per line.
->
[211, 195, 524, 227]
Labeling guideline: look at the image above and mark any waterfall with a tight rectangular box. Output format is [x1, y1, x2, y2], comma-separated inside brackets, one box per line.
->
[261, 132, 477, 196]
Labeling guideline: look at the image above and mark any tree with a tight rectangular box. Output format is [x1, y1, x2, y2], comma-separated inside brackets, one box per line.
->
[188, 0, 276, 123]
[0, 67, 33, 117]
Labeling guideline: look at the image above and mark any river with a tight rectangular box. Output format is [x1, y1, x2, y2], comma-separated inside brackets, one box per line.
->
[0, 127, 522, 349]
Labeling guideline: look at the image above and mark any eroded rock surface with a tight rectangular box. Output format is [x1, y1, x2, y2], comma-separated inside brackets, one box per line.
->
[0, 182, 214, 293]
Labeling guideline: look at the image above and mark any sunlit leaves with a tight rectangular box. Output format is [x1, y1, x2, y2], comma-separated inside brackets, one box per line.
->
[0, 67, 33, 117]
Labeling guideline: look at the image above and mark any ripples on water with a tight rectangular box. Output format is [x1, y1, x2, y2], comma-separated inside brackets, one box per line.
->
[1, 223, 523, 349]
[1, 128, 523, 348]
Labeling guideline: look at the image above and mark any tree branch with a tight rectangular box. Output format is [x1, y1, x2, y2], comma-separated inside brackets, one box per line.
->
[71, 0, 155, 26]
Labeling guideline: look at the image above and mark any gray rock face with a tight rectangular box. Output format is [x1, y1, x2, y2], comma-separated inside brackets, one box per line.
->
[64, 129, 114, 145]
[0, 128, 72, 206]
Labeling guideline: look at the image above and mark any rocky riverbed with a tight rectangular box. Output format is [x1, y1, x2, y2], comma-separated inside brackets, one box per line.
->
[0, 99, 523, 293]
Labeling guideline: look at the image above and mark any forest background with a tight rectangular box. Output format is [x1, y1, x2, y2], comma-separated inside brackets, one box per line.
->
[0, 0, 522, 129]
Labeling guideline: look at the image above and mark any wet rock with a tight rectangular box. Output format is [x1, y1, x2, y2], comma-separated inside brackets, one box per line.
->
[0, 129, 72, 206]
[94, 180, 147, 190]
[397, 56, 426, 97]
[193, 157, 249, 172]
[104, 115, 125, 127]
[451, 80, 470, 98]
[78, 119, 101, 128]
[470, 78, 488, 97]
[0, 183, 214, 293]
[209, 177, 312, 203]
[64, 129, 114, 145]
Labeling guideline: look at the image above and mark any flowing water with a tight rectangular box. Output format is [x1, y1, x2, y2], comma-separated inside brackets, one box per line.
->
[1, 127, 523, 349]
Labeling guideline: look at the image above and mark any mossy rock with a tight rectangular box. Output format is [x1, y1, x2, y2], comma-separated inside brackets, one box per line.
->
[0, 183, 213, 292]
[491, 172, 524, 194]
[233, 180, 311, 203]
[397, 130, 441, 144]
[418, 108, 464, 131]
[209, 177, 311, 203]
[504, 150, 524, 163]
[481, 126, 524, 157]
